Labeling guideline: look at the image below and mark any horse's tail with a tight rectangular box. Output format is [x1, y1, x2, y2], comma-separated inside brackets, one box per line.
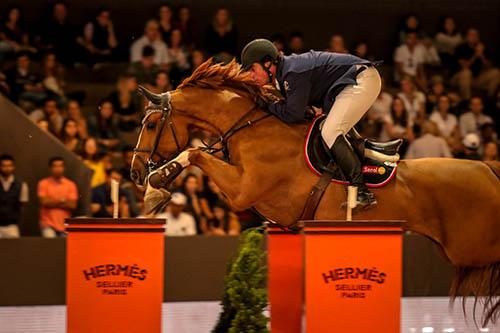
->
[450, 262, 500, 327]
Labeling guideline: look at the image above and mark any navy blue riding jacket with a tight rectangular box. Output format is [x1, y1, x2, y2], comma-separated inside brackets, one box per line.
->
[266, 51, 375, 123]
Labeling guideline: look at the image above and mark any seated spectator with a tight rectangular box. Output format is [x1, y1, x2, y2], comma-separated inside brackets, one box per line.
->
[156, 192, 196, 236]
[353, 41, 373, 61]
[480, 123, 498, 144]
[270, 34, 286, 53]
[88, 100, 121, 150]
[40, 52, 66, 103]
[127, 45, 159, 85]
[181, 173, 211, 234]
[203, 178, 226, 207]
[60, 118, 83, 153]
[91, 168, 139, 217]
[405, 121, 452, 159]
[175, 5, 194, 49]
[0, 6, 35, 62]
[158, 4, 174, 43]
[397, 77, 426, 125]
[190, 49, 206, 71]
[429, 95, 460, 151]
[398, 13, 425, 45]
[37, 157, 78, 237]
[425, 78, 446, 113]
[6, 51, 46, 104]
[168, 28, 191, 86]
[36, 119, 49, 132]
[130, 19, 170, 67]
[394, 32, 427, 91]
[288, 32, 305, 55]
[150, 70, 172, 94]
[204, 8, 237, 57]
[206, 200, 240, 236]
[0, 154, 28, 238]
[380, 97, 414, 144]
[482, 141, 499, 161]
[421, 37, 441, 68]
[66, 99, 88, 139]
[367, 79, 393, 122]
[29, 97, 64, 136]
[76, 8, 118, 65]
[37, 2, 77, 66]
[456, 133, 482, 160]
[459, 96, 493, 137]
[451, 28, 500, 100]
[326, 34, 348, 54]
[119, 146, 134, 180]
[434, 16, 462, 69]
[107, 76, 142, 131]
[81, 137, 109, 187]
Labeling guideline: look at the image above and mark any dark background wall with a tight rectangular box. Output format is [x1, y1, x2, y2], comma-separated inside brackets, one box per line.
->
[0, 0, 498, 61]
[0, 94, 91, 236]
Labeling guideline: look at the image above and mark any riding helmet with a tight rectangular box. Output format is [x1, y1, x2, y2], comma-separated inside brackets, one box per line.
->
[241, 39, 279, 70]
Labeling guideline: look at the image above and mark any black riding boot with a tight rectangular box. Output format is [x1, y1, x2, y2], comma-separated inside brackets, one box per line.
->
[330, 135, 377, 208]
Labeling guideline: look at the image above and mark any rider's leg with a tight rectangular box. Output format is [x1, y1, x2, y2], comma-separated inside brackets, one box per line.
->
[321, 66, 381, 208]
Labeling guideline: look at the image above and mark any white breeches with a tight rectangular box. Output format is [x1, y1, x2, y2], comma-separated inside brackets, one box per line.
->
[321, 65, 382, 148]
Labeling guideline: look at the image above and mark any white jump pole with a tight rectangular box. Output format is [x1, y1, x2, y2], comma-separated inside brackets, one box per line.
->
[346, 186, 357, 221]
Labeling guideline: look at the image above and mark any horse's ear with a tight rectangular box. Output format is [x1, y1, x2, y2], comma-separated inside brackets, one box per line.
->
[138, 85, 162, 105]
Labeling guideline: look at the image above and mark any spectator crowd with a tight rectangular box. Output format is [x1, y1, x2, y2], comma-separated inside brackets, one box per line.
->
[0, 4, 498, 237]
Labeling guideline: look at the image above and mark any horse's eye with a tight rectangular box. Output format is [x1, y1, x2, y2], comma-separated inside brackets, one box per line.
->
[146, 122, 156, 131]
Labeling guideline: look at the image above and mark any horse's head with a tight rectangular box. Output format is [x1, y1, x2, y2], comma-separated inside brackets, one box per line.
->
[130, 86, 190, 186]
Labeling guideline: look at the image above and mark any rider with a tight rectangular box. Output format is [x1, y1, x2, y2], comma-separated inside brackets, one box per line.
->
[241, 39, 382, 208]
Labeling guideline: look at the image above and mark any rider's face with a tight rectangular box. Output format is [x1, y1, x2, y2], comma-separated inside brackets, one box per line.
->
[249, 63, 270, 86]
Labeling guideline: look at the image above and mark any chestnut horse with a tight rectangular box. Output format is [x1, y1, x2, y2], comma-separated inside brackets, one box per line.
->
[131, 60, 500, 325]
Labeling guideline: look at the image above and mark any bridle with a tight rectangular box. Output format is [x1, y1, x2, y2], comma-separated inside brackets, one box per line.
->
[133, 92, 183, 173]
[134, 91, 272, 173]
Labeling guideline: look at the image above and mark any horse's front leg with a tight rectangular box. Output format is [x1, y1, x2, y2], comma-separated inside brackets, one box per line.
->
[148, 149, 253, 211]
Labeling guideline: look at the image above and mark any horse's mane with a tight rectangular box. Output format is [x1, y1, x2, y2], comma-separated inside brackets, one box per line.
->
[178, 58, 267, 98]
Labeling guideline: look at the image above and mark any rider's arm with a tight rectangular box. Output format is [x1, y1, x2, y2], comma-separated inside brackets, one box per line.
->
[265, 72, 312, 124]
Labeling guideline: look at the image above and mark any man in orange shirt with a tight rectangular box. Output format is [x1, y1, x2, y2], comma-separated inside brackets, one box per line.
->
[37, 157, 78, 237]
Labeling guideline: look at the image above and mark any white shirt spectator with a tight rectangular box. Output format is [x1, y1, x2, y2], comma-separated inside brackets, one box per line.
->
[397, 91, 426, 123]
[156, 211, 196, 236]
[429, 111, 458, 137]
[379, 113, 413, 142]
[130, 36, 171, 65]
[422, 44, 441, 65]
[394, 44, 425, 79]
[368, 92, 393, 121]
[434, 32, 463, 55]
[405, 133, 452, 159]
[459, 112, 493, 137]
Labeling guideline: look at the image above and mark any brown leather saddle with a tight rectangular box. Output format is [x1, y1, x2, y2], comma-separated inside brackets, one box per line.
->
[305, 115, 401, 187]
[298, 115, 403, 222]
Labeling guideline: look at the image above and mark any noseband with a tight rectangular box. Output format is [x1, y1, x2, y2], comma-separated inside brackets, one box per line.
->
[133, 92, 183, 173]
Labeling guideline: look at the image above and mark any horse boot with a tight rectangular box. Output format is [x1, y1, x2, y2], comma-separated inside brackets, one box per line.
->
[148, 161, 184, 189]
[330, 135, 377, 209]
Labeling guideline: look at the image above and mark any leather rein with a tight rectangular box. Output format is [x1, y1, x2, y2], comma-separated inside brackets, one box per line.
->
[133, 91, 272, 173]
